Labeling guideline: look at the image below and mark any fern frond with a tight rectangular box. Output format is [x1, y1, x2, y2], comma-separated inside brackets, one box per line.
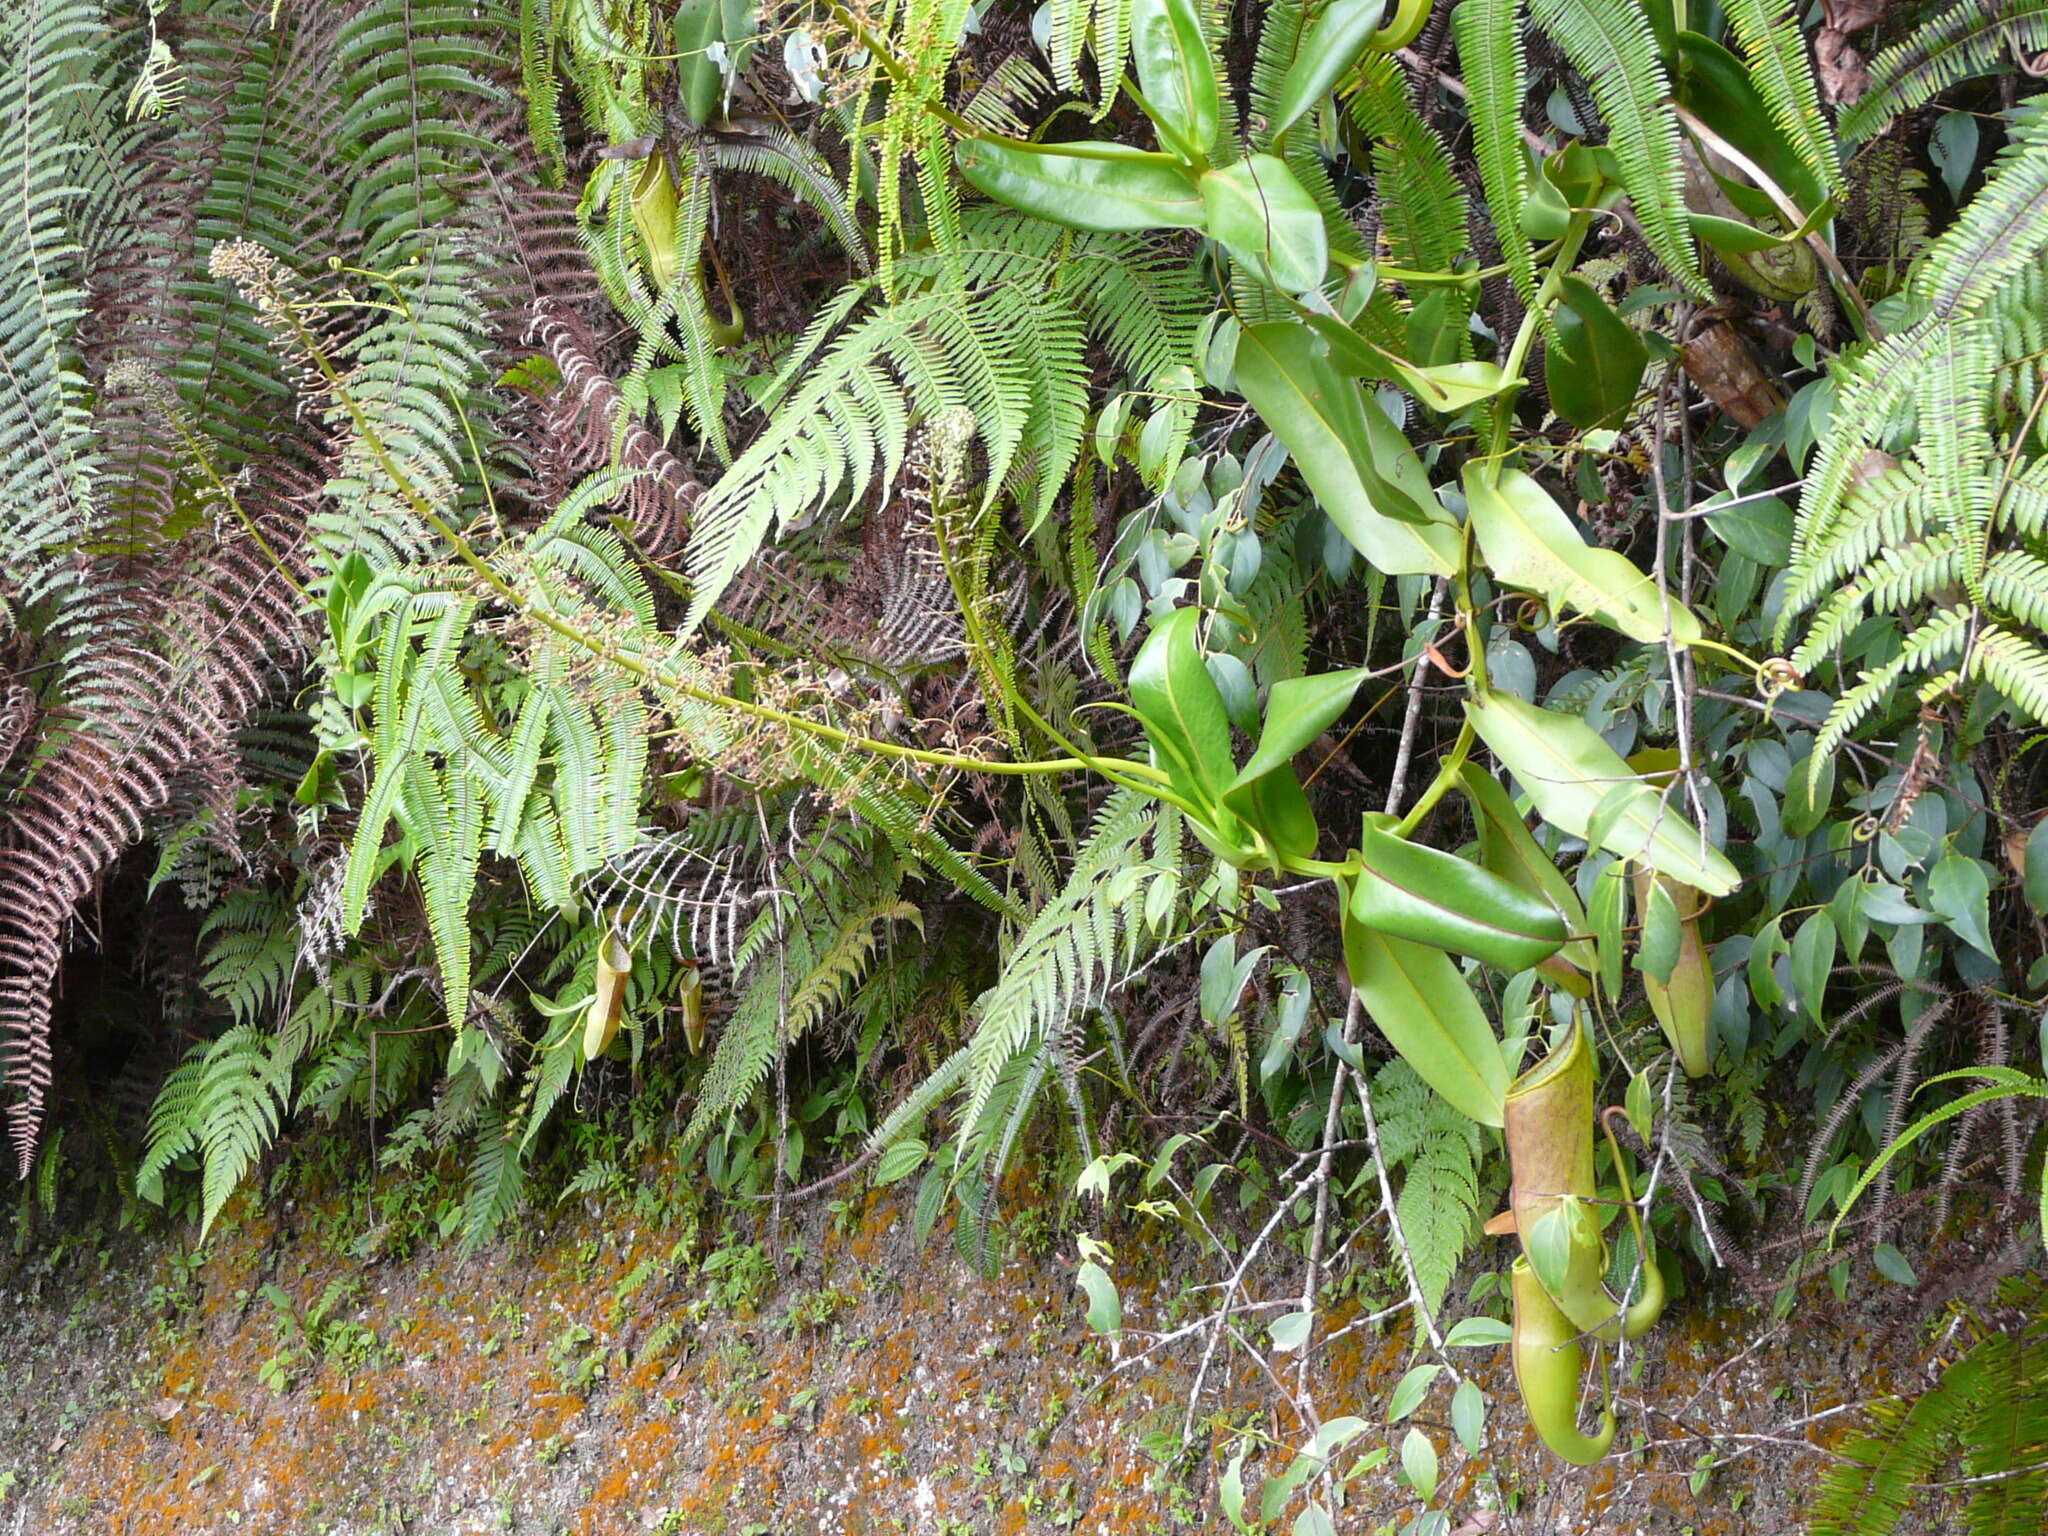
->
[1721, 0, 1840, 191]
[1967, 623, 2048, 722]
[1527, 0, 1702, 291]
[461, 1102, 527, 1254]
[1349, 54, 1469, 275]
[1814, 608, 1972, 761]
[952, 788, 1161, 1154]
[1452, 0, 1540, 309]
[1809, 1349, 1988, 1536]
[1912, 96, 2048, 322]
[1842, 0, 2048, 145]
[682, 828, 917, 1148]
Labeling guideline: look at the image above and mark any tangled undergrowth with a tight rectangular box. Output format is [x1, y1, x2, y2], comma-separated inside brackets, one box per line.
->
[5, 0, 2048, 1530]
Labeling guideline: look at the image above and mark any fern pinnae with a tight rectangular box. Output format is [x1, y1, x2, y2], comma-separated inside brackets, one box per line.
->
[1720, 0, 1839, 193]
[1527, 0, 1702, 292]
[951, 788, 1158, 1157]
[1913, 97, 2048, 322]
[1452, 0, 1540, 310]
[1841, 0, 2048, 145]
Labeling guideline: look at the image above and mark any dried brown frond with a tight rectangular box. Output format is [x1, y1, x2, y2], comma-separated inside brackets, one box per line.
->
[0, 504, 312, 1172]
[522, 298, 702, 559]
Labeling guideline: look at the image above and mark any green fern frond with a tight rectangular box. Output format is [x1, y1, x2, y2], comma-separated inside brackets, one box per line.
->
[1721, 0, 1840, 191]
[198, 888, 301, 1026]
[682, 828, 917, 1148]
[1913, 96, 2048, 322]
[335, 0, 508, 266]
[520, 0, 565, 183]
[0, 0, 117, 603]
[1527, 0, 1702, 291]
[1452, 0, 1540, 309]
[1842, 0, 2048, 144]
[461, 1102, 527, 1254]
[1810, 1348, 1987, 1536]
[1348, 54, 1469, 275]
[952, 788, 1161, 1156]
[1814, 608, 1972, 761]
[1967, 623, 2048, 721]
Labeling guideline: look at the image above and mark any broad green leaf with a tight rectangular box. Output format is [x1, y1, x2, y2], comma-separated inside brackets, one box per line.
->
[1129, 608, 1238, 816]
[1387, 1363, 1440, 1422]
[1261, 971, 1316, 1082]
[1076, 1260, 1123, 1337]
[1749, 915, 1786, 1010]
[1452, 1379, 1486, 1453]
[1625, 1069, 1655, 1143]
[1444, 1316, 1512, 1346]
[1270, 0, 1389, 138]
[1270, 1308, 1313, 1352]
[1790, 909, 1836, 1023]
[873, 1138, 929, 1186]
[1233, 322, 1458, 577]
[1400, 1426, 1440, 1501]
[1545, 275, 1648, 429]
[1230, 667, 1371, 790]
[1673, 32, 1829, 216]
[672, 0, 726, 126]
[1131, 0, 1220, 163]
[1349, 815, 1568, 972]
[1219, 1450, 1253, 1531]
[1458, 764, 1596, 974]
[1200, 936, 1270, 1026]
[1466, 691, 1739, 895]
[1342, 912, 1508, 1126]
[1463, 464, 1702, 645]
[1589, 860, 1629, 998]
[1232, 765, 1321, 864]
[1872, 1242, 1916, 1285]
[1783, 744, 1834, 835]
[1636, 876, 1681, 984]
[1705, 493, 1794, 565]
[1199, 155, 1329, 294]
[1928, 854, 1996, 958]
[956, 139, 1204, 232]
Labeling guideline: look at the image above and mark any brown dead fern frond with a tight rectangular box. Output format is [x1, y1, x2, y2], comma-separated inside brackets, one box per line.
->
[0, 507, 311, 1171]
[523, 297, 702, 559]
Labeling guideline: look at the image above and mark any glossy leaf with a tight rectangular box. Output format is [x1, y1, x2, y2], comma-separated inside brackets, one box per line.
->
[1131, 0, 1220, 163]
[1545, 275, 1648, 429]
[1232, 322, 1458, 576]
[1458, 764, 1597, 975]
[1466, 691, 1739, 895]
[1129, 608, 1238, 817]
[1349, 815, 1568, 971]
[1674, 32, 1828, 216]
[1219, 667, 1369, 860]
[1928, 854, 1997, 958]
[1444, 1316, 1512, 1347]
[1400, 1427, 1440, 1501]
[1342, 911, 1508, 1126]
[1270, 0, 1390, 138]
[1463, 464, 1702, 645]
[956, 139, 1204, 232]
[1452, 1378, 1487, 1453]
[1228, 667, 1370, 790]
[1636, 875, 1681, 984]
[1199, 155, 1329, 294]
